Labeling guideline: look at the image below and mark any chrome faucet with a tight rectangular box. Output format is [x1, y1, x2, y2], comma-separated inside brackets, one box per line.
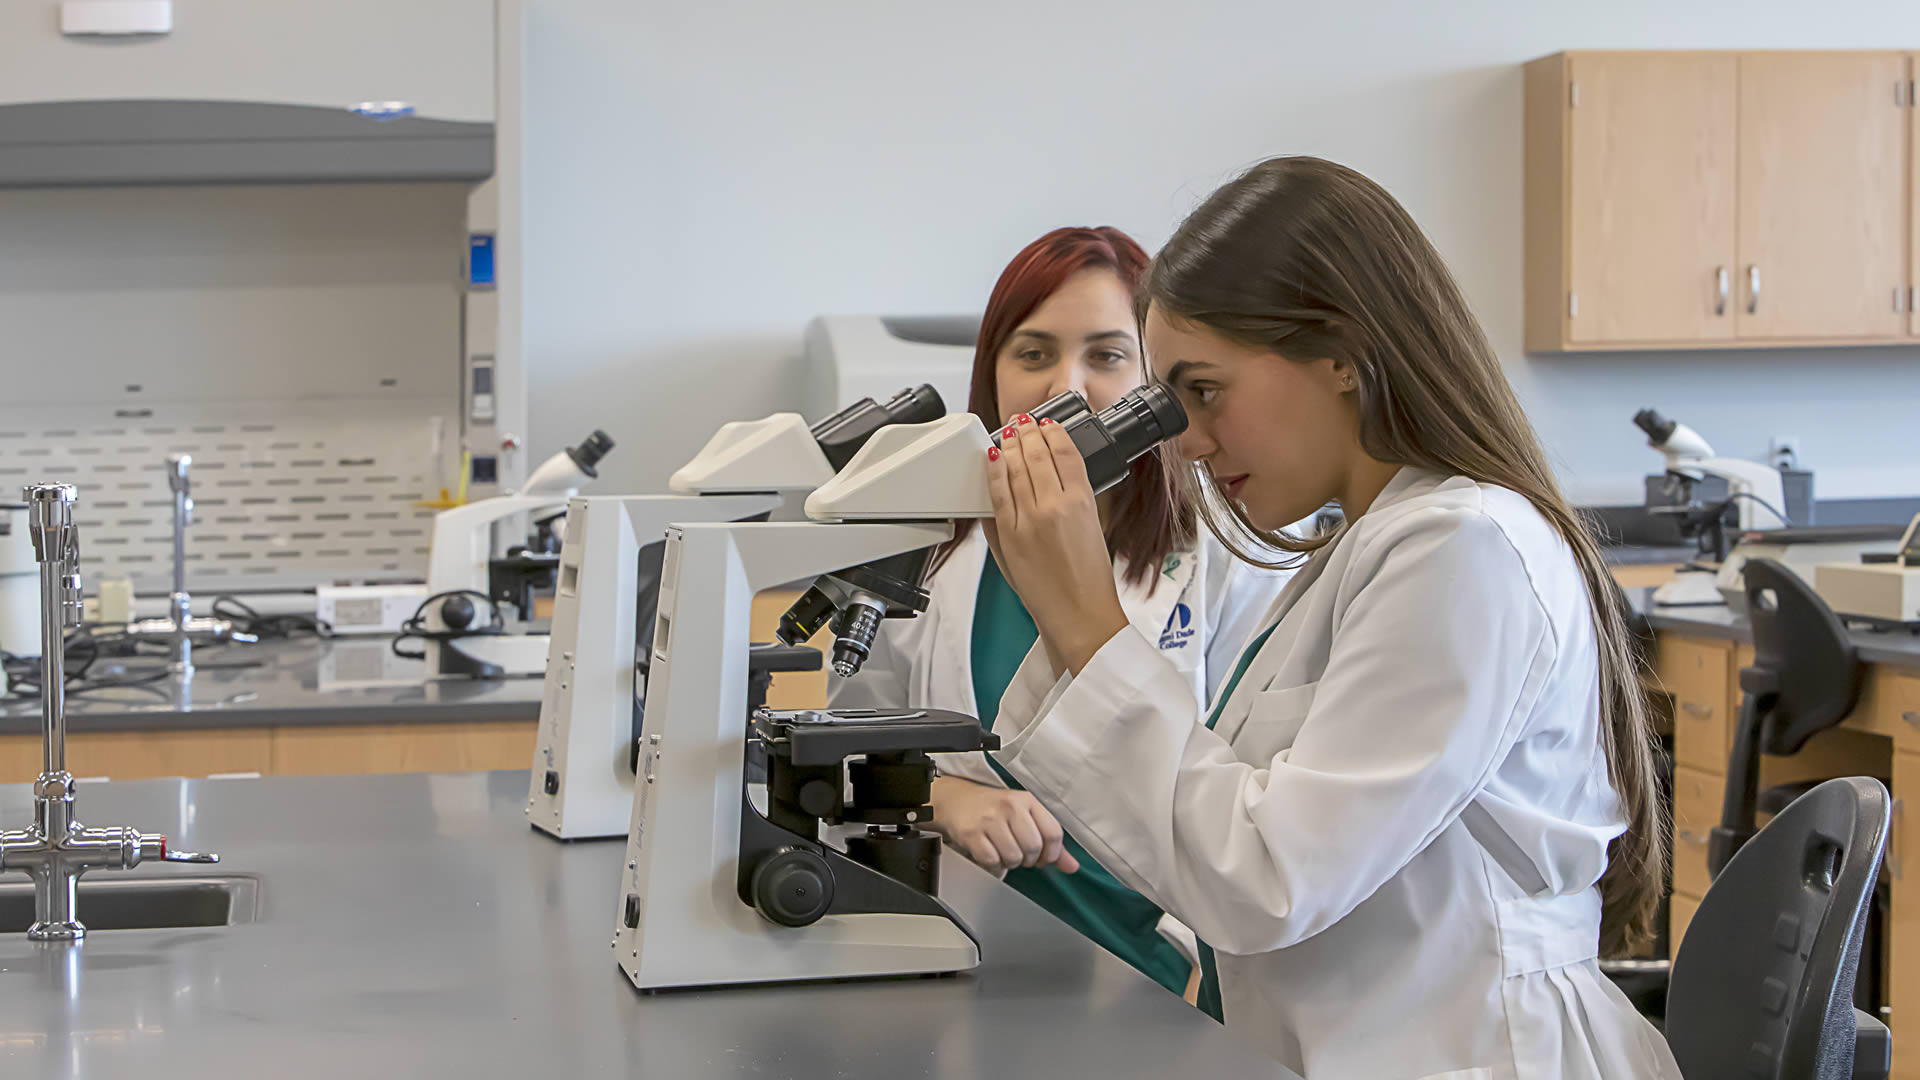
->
[165, 454, 193, 675]
[128, 455, 240, 669]
[0, 483, 216, 942]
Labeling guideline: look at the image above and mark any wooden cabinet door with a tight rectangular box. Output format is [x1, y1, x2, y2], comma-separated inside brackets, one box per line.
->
[1567, 53, 1737, 344]
[1736, 52, 1909, 340]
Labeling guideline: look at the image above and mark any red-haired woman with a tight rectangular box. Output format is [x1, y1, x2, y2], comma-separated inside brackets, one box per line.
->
[829, 227, 1293, 996]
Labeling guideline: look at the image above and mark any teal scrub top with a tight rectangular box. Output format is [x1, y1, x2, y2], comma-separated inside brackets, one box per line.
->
[969, 558, 1193, 996]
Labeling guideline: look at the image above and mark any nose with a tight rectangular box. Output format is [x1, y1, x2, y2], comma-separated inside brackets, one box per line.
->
[1172, 421, 1216, 464]
[1045, 365, 1089, 402]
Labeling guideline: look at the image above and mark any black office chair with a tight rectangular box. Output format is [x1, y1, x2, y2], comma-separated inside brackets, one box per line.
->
[1668, 776, 1891, 1079]
[1710, 559, 1869, 873]
[1707, 559, 1890, 1015]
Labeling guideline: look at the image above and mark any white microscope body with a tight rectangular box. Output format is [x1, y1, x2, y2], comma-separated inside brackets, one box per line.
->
[527, 387, 947, 839]
[525, 414, 830, 839]
[1635, 409, 1790, 608]
[613, 415, 997, 989]
[422, 432, 615, 678]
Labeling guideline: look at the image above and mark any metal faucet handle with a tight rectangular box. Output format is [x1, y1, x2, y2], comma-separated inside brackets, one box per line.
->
[136, 834, 219, 864]
[23, 484, 76, 560]
[167, 456, 193, 526]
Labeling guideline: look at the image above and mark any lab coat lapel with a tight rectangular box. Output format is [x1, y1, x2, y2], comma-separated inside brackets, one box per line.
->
[926, 527, 988, 717]
[1208, 470, 1442, 743]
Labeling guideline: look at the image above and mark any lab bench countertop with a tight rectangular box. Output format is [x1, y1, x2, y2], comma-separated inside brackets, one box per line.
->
[0, 770, 1288, 1079]
[0, 636, 543, 735]
[1631, 587, 1920, 671]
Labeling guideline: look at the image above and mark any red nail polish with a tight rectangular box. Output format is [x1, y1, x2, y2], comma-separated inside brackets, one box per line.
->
[987, 446, 1000, 461]
[1038, 417, 1053, 426]
[1002, 426, 1017, 439]
[1016, 413, 1033, 424]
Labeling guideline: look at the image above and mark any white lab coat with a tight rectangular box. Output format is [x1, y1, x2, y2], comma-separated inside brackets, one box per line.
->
[827, 526, 1289, 788]
[991, 470, 1682, 1080]
[827, 527, 1292, 966]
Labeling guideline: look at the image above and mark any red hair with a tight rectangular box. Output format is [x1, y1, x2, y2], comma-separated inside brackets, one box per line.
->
[936, 226, 1193, 587]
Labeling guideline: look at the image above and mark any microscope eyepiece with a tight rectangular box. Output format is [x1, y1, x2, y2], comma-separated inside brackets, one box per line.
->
[882, 384, 946, 427]
[565, 429, 616, 478]
[811, 384, 948, 472]
[994, 383, 1190, 494]
[1632, 409, 1675, 445]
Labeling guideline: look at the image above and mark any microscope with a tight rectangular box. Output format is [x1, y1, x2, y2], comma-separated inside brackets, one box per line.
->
[1635, 409, 1791, 607]
[611, 385, 1186, 989]
[420, 429, 615, 678]
[527, 386, 945, 840]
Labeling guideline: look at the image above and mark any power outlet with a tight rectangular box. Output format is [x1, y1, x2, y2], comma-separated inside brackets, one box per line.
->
[1768, 435, 1801, 471]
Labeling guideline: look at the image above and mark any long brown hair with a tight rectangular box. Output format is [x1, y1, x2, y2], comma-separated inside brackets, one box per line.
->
[1143, 157, 1666, 955]
[934, 226, 1193, 587]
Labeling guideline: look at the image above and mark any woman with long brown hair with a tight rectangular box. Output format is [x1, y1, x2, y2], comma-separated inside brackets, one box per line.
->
[984, 160, 1678, 1077]
[829, 226, 1293, 997]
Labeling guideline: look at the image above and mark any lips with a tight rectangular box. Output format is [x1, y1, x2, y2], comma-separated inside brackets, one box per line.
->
[1218, 474, 1249, 499]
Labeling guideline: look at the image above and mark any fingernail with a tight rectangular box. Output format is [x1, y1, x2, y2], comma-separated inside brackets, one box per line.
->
[1038, 417, 1053, 426]
[987, 446, 1000, 461]
[1016, 413, 1033, 425]
[1002, 426, 1017, 439]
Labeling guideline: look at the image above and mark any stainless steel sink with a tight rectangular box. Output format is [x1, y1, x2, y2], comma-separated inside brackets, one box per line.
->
[0, 875, 259, 932]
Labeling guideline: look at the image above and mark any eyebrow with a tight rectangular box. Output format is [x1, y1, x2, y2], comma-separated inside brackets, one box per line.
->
[1164, 359, 1218, 384]
[1008, 328, 1136, 344]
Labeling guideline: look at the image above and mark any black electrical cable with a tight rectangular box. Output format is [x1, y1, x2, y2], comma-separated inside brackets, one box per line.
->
[3, 623, 177, 699]
[390, 589, 506, 661]
[211, 595, 332, 641]
[1720, 491, 1791, 530]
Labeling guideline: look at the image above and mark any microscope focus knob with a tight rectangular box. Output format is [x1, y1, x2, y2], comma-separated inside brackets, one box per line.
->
[751, 847, 834, 927]
[440, 594, 476, 631]
[796, 779, 839, 819]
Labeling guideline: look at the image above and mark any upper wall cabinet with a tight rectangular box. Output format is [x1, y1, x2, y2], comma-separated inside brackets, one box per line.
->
[0, 0, 494, 123]
[1525, 50, 1915, 353]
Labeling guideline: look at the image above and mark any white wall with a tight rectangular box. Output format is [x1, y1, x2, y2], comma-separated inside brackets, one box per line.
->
[522, 0, 1920, 503]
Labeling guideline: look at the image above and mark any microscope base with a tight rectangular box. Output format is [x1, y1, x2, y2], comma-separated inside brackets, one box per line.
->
[618, 909, 978, 991]
[432, 634, 551, 680]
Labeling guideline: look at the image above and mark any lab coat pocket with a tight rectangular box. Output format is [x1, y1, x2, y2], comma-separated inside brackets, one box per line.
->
[1233, 681, 1319, 759]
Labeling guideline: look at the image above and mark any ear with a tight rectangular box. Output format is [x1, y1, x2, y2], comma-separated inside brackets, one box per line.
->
[1305, 355, 1357, 394]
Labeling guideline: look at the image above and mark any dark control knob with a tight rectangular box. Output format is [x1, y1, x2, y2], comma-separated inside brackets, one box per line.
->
[796, 779, 839, 820]
[751, 847, 834, 927]
[440, 594, 476, 631]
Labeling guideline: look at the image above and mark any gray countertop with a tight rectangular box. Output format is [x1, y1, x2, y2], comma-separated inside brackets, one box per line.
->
[0, 637, 543, 735]
[0, 770, 1287, 1079]
[1604, 544, 1700, 567]
[1632, 587, 1920, 671]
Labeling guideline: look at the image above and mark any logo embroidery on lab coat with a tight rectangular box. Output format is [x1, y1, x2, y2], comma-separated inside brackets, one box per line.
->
[1162, 554, 1182, 579]
[1158, 602, 1195, 650]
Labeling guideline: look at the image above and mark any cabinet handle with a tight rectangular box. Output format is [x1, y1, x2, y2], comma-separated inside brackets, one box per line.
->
[1678, 829, 1707, 848]
[1680, 701, 1713, 717]
[1716, 267, 1729, 316]
[1747, 265, 1760, 314]
[1901, 710, 1920, 730]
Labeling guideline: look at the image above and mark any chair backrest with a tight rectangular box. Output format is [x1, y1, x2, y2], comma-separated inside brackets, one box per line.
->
[1743, 559, 1864, 756]
[1669, 776, 1890, 1079]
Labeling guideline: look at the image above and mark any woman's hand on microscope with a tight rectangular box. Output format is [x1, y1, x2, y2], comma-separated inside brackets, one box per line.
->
[929, 776, 1080, 874]
[985, 414, 1129, 676]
